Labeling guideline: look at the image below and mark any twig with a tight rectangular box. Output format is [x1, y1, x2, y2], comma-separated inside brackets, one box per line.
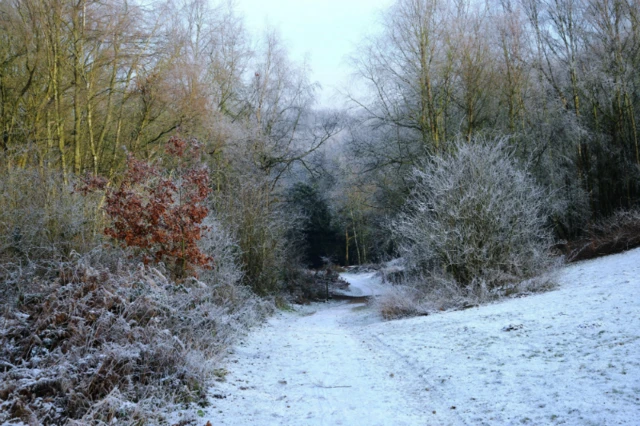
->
[314, 385, 352, 389]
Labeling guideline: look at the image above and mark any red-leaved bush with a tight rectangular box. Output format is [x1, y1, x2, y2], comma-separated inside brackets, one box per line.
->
[104, 137, 213, 278]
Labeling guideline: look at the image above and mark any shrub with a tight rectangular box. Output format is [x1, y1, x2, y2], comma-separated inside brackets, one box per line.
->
[392, 139, 556, 294]
[376, 285, 428, 320]
[198, 215, 245, 288]
[103, 137, 212, 279]
[0, 169, 103, 263]
[214, 176, 304, 295]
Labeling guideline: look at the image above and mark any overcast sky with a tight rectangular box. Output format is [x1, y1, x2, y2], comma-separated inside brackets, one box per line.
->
[236, 0, 393, 108]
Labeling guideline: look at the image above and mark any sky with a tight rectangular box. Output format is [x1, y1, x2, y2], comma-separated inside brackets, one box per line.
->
[236, 0, 393, 108]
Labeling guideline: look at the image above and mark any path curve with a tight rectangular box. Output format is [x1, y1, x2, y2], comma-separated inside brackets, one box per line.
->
[204, 274, 461, 425]
[334, 271, 388, 297]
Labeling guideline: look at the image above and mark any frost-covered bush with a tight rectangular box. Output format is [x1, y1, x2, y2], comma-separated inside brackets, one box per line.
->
[392, 139, 556, 294]
[0, 169, 102, 262]
[375, 285, 429, 320]
[0, 248, 272, 425]
[376, 269, 556, 319]
[199, 215, 244, 287]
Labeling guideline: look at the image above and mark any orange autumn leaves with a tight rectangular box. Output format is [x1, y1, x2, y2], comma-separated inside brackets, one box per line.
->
[83, 137, 213, 278]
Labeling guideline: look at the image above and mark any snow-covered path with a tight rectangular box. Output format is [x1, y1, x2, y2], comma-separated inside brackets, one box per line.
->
[206, 301, 449, 425]
[202, 249, 640, 425]
[333, 271, 388, 297]
[203, 271, 457, 425]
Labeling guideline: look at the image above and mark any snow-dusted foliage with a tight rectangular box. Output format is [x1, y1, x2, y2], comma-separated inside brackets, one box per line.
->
[375, 285, 429, 319]
[567, 208, 640, 262]
[0, 248, 272, 424]
[199, 215, 245, 287]
[213, 175, 306, 295]
[0, 169, 102, 262]
[392, 139, 556, 295]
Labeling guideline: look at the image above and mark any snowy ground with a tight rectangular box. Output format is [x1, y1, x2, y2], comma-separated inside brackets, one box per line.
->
[333, 271, 388, 297]
[194, 248, 640, 425]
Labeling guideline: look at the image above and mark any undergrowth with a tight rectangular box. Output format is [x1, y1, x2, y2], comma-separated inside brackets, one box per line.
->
[375, 271, 557, 320]
[0, 248, 272, 425]
[566, 209, 640, 262]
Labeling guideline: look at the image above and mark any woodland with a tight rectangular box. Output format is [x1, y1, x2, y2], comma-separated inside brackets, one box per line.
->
[1, 0, 640, 423]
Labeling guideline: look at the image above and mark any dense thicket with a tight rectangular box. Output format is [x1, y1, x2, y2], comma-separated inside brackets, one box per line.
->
[347, 0, 640, 240]
[392, 140, 555, 291]
[0, 0, 342, 283]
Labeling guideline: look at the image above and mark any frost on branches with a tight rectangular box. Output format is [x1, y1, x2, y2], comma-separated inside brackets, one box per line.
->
[104, 137, 212, 278]
[393, 139, 555, 294]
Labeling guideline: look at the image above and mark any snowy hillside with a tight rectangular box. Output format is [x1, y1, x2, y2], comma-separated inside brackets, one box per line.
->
[190, 248, 640, 425]
[362, 248, 640, 425]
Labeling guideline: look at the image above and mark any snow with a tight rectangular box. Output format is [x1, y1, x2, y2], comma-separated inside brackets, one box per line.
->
[203, 302, 435, 425]
[201, 248, 640, 425]
[334, 271, 388, 297]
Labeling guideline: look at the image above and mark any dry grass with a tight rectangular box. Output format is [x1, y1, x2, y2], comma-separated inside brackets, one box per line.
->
[376, 272, 557, 320]
[376, 286, 429, 320]
[0, 249, 272, 425]
[565, 209, 640, 262]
